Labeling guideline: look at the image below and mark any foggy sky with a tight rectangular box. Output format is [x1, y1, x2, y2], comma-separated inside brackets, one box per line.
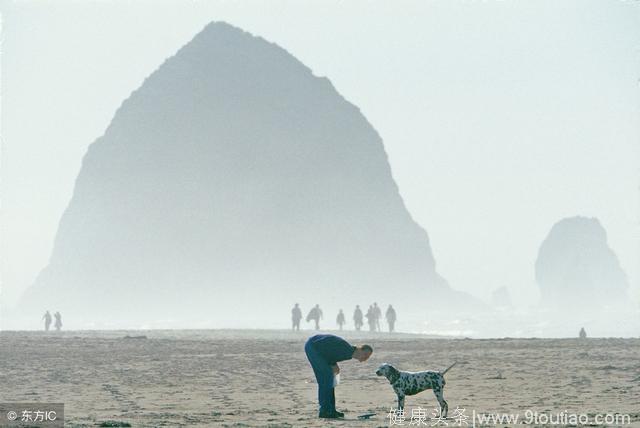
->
[1, 0, 639, 308]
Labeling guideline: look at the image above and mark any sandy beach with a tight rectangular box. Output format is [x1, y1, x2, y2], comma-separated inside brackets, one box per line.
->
[1, 330, 639, 427]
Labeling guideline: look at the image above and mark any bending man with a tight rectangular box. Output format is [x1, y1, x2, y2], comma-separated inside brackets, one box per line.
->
[304, 334, 373, 419]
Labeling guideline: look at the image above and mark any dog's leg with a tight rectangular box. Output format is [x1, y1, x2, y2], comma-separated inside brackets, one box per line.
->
[397, 393, 405, 411]
[433, 387, 448, 418]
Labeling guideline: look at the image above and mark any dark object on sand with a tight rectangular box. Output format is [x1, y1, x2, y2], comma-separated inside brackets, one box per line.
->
[358, 413, 376, 419]
[488, 371, 505, 380]
[98, 421, 132, 427]
[123, 335, 147, 339]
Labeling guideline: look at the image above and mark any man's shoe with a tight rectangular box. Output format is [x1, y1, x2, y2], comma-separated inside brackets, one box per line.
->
[319, 410, 344, 419]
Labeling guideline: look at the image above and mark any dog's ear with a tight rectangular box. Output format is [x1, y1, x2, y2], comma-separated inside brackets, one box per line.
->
[388, 365, 400, 383]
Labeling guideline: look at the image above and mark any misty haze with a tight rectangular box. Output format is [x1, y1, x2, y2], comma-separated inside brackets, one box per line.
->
[1, 1, 639, 427]
[4, 20, 637, 337]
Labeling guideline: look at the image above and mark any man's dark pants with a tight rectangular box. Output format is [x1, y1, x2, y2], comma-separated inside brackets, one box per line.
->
[304, 339, 335, 413]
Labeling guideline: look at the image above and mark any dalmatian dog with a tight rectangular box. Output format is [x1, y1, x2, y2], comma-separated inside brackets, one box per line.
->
[376, 362, 456, 417]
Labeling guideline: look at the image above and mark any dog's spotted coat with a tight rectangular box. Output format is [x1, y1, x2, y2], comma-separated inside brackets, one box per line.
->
[376, 362, 456, 417]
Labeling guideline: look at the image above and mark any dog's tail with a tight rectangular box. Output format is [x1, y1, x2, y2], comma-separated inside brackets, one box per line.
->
[442, 361, 457, 375]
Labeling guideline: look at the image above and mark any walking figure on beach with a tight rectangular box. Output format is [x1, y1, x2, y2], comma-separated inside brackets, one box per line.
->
[385, 305, 396, 333]
[579, 327, 587, 339]
[306, 304, 323, 330]
[365, 305, 375, 332]
[42, 310, 52, 332]
[54, 311, 63, 332]
[336, 310, 345, 331]
[292, 303, 302, 331]
[373, 302, 382, 332]
[353, 305, 363, 331]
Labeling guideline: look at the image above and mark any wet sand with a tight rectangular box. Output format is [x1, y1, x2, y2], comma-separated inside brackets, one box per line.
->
[1, 330, 639, 427]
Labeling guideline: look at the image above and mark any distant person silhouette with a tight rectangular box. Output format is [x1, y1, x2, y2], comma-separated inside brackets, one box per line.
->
[373, 303, 382, 331]
[579, 327, 587, 339]
[385, 305, 396, 333]
[353, 305, 363, 331]
[307, 304, 323, 330]
[336, 310, 346, 331]
[365, 305, 375, 332]
[42, 311, 52, 332]
[292, 304, 303, 331]
[54, 311, 63, 332]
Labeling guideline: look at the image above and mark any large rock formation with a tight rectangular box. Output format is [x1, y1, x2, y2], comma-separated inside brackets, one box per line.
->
[535, 216, 628, 307]
[23, 22, 456, 326]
